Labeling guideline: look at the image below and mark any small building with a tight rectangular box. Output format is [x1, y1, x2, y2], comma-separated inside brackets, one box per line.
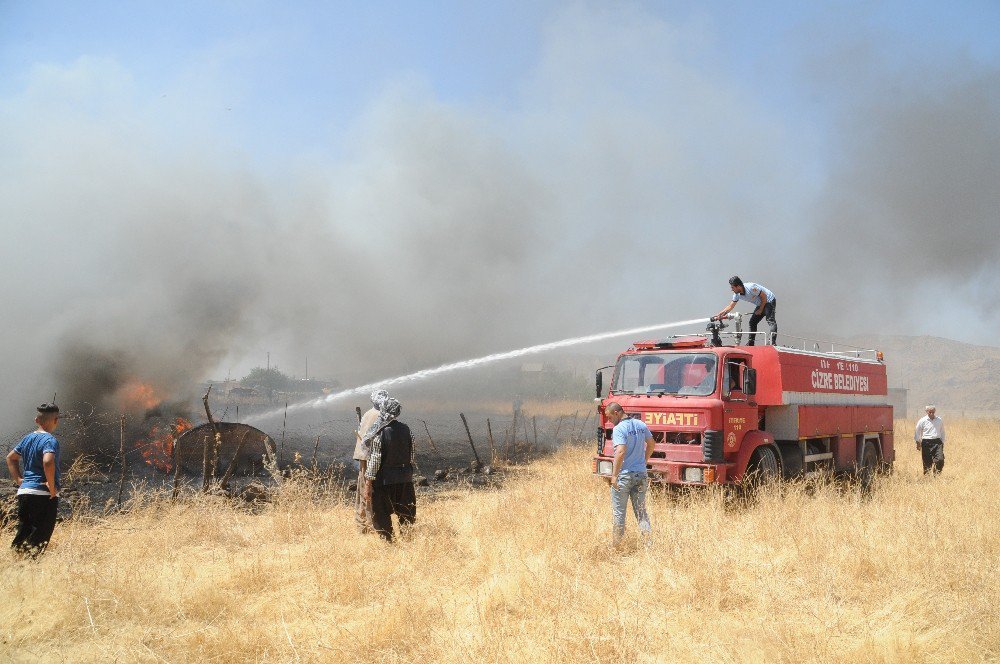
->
[887, 387, 908, 418]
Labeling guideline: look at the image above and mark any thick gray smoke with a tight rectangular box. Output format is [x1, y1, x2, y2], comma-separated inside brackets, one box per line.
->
[0, 7, 996, 431]
[802, 48, 1000, 330]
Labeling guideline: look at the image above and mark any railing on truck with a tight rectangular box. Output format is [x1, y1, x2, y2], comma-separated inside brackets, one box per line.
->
[710, 314, 882, 362]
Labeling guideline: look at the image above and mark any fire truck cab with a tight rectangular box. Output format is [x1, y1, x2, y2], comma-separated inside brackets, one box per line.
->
[592, 328, 893, 487]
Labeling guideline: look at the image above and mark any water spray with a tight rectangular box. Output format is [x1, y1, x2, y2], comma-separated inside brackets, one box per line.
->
[249, 317, 709, 422]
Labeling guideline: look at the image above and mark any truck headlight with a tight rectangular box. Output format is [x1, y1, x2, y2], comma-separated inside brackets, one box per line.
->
[684, 467, 704, 483]
[598, 461, 613, 476]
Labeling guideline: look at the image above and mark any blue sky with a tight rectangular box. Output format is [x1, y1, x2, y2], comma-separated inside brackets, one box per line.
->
[3, 1, 997, 165]
[1, 2, 554, 161]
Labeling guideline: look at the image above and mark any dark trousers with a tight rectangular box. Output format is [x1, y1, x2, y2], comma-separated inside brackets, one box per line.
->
[371, 482, 416, 542]
[748, 299, 777, 346]
[11, 494, 58, 556]
[920, 439, 944, 474]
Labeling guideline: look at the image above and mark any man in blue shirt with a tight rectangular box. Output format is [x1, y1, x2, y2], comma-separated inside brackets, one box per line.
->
[6, 403, 62, 556]
[604, 402, 655, 546]
[713, 275, 778, 346]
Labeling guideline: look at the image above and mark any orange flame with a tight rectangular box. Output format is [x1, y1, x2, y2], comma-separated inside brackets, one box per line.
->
[119, 381, 162, 411]
[138, 417, 193, 473]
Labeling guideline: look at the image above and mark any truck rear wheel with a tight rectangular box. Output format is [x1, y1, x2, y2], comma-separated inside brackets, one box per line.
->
[859, 441, 878, 495]
[777, 443, 803, 479]
[746, 446, 779, 489]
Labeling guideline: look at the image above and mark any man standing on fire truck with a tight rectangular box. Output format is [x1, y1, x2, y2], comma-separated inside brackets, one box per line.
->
[713, 276, 777, 345]
[604, 402, 655, 547]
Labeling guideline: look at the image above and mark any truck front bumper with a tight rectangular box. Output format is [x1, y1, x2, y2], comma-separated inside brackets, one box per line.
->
[593, 457, 731, 485]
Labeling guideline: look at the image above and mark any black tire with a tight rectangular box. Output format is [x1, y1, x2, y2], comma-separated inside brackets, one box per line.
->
[746, 446, 780, 488]
[859, 441, 878, 495]
[877, 447, 894, 475]
[777, 443, 804, 479]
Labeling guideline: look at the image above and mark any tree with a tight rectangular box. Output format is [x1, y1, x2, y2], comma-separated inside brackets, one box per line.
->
[240, 367, 292, 396]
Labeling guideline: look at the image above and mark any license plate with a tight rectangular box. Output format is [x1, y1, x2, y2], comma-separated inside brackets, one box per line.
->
[598, 460, 613, 476]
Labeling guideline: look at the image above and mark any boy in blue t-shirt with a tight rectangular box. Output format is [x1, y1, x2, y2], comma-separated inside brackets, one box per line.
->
[6, 403, 62, 556]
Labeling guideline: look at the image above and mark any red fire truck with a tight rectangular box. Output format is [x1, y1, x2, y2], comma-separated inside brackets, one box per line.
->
[592, 319, 893, 487]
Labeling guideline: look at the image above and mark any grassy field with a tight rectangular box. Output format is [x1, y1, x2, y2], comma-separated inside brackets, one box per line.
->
[2, 420, 998, 663]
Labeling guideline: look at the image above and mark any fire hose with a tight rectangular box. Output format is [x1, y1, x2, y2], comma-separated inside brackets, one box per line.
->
[706, 313, 742, 346]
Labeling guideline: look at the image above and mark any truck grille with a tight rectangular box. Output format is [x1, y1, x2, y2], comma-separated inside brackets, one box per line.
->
[661, 432, 701, 445]
[702, 429, 724, 462]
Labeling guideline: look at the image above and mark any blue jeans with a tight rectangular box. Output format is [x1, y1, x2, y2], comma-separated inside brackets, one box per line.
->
[611, 471, 651, 544]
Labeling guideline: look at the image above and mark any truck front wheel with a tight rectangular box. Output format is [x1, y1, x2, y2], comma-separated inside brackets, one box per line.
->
[746, 446, 779, 488]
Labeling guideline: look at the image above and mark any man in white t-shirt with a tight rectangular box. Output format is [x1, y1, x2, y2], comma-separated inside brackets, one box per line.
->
[713, 275, 777, 346]
[914, 405, 945, 475]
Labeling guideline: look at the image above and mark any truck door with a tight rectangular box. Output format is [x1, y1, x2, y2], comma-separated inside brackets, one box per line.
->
[723, 355, 757, 455]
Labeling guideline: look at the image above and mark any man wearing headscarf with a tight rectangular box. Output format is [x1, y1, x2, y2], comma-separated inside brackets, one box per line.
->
[364, 397, 415, 542]
[353, 389, 386, 531]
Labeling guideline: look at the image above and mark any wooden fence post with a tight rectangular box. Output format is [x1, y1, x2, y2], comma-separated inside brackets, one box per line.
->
[279, 401, 288, 468]
[420, 419, 439, 455]
[116, 415, 127, 509]
[486, 418, 496, 462]
[459, 413, 483, 470]
[219, 429, 252, 490]
[172, 431, 183, 499]
[310, 435, 321, 469]
[578, 410, 592, 440]
[261, 433, 281, 484]
[202, 385, 223, 492]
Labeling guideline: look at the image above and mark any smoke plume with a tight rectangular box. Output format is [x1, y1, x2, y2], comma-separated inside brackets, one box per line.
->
[0, 6, 996, 431]
[803, 45, 1000, 329]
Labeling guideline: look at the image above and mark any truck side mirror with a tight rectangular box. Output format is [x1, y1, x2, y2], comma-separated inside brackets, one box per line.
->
[595, 370, 603, 398]
[744, 367, 757, 396]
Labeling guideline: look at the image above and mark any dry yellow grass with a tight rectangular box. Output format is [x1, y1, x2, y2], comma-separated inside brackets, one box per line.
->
[2, 420, 998, 663]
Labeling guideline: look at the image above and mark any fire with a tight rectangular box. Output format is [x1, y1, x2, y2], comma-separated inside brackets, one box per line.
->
[120, 381, 162, 411]
[138, 417, 193, 473]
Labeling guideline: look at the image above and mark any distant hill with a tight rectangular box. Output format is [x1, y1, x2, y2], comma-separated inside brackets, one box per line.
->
[839, 334, 1000, 418]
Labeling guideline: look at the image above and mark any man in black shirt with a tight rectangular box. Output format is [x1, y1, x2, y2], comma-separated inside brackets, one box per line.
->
[364, 411, 416, 542]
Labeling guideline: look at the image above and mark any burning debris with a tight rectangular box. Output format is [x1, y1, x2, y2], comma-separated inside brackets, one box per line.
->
[137, 417, 193, 473]
[113, 379, 195, 475]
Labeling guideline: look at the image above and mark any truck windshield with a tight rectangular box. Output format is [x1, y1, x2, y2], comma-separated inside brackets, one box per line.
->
[612, 352, 718, 396]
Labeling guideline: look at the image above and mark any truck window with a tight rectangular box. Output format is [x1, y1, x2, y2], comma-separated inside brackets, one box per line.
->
[613, 353, 718, 396]
[725, 358, 749, 396]
[616, 358, 645, 392]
